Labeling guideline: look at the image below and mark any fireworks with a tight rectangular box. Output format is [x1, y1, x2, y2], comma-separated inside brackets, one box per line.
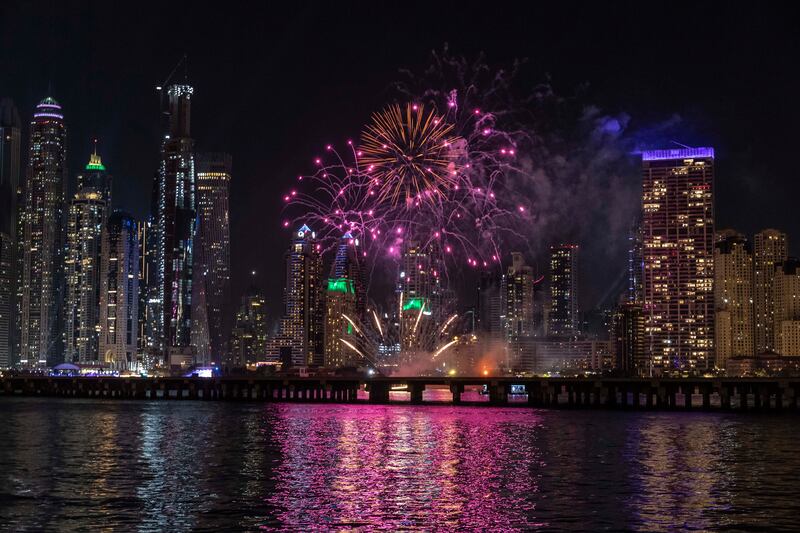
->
[337, 306, 466, 375]
[360, 103, 461, 208]
[285, 95, 522, 272]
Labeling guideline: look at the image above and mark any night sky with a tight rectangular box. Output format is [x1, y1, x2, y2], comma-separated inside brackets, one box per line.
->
[1, 1, 797, 325]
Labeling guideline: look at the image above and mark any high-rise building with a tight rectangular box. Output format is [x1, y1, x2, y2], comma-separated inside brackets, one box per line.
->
[64, 189, 106, 363]
[772, 258, 800, 356]
[269, 225, 324, 367]
[152, 83, 196, 364]
[191, 152, 231, 365]
[0, 233, 11, 367]
[0, 98, 21, 239]
[98, 212, 139, 368]
[549, 244, 579, 336]
[230, 288, 268, 367]
[641, 148, 715, 375]
[477, 268, 504, 338]
[0, 98, 21, 368]
[78, 144, 112, 205]
[504, 252, 535, 337]
[20, 96, 67, 367]
[140, 179, 161, 365]
[627, 217, 644, 303]
[613, 300, 646, 376]
[324, 232, 366, 367]
[64, 148, 112, 363]
[397, 240, 444, 354]
[136, 219, 157, 366]
[713, 230, 753, 367]
[753, 229, 788, 353]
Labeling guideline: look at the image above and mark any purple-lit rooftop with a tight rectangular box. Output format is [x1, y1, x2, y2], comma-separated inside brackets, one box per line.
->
[33, 96, 64, 120]
[641, 147, 714, 161]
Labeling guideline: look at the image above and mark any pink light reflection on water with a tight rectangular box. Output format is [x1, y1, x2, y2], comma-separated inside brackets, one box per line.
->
[266, 402, 547, 529]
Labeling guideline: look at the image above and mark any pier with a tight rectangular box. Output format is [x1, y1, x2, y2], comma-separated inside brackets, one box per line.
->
[2, 376, 800, 411]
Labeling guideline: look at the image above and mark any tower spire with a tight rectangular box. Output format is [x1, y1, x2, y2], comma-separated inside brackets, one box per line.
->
[86, 139, 105, 171]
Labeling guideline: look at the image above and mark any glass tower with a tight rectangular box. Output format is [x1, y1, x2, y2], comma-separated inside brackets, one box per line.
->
[20, 97, 67, 367]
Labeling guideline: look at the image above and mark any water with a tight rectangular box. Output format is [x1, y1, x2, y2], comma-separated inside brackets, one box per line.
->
[0, 397, 797, 531]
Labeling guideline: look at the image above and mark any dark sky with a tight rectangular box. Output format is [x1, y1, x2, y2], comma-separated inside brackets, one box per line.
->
[1, 1, 798, 322]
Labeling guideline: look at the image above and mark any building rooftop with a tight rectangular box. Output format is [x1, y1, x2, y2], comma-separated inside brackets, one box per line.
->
[641, 147, 714, 161]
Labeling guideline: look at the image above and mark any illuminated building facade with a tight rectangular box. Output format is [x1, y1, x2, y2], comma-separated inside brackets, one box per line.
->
[64, 148, 112, 363]
[99, 212, 139, 368]
[628, 217, 644, 303]
[641, 148, 715, 375]
[504, 252, 535, 337]
[0, 234, 11, 367]
[64, 191, 106, 362]
[136, 219, 158, 365]
[753, 229, 787, 353]
[713, 230, 753, 367]
[773, 258, 800, 356]
[398, 240, 442, 354]
[549, 244, 579, 336]
[0, 98, 21, 367]
[270, 225, 324, 366]
[152, 84, 196, 363]
[324, 232, 365, 367]
[191, 152, 231, 365]
[230, 289, 267, 367]
[20, 97, 67, 367]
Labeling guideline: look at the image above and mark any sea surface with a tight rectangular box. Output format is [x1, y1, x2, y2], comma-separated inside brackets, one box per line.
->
[0, 396, 798, 531]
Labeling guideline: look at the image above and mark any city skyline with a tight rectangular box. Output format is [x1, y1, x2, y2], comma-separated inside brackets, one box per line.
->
[2, 4, 800, 378]
[2, 3, 799, 319]
[3, 81, 800, 377]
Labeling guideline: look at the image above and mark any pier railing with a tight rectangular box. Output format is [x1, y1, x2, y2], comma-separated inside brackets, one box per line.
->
[1, 376, 799, 411]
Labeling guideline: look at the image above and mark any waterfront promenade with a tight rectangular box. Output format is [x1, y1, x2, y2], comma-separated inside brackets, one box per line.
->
[2, 375, 800, 411]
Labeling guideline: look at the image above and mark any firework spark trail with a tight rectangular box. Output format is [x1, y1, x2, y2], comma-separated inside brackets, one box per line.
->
[432, 339, 458, 359]
[371, 309, 384, 338]
[411, 301, 426, 336]
[440, 313, 458, 334]
[341, 313, 362, 336]
[339, 337, 370, 363]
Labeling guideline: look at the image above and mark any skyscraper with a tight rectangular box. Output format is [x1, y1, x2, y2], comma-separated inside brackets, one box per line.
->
[20, 97, 67, 367]
[324, 232, 366, 367]
[0, 98, 20, 367]
[549, 244, 579, 336]
[64, 148, 112, 363]
[0, 98, 21, 239]
[0, 234, 11, 368]
[504, 252, 535, 337]
[641, 148, 715, 375]
[627, 217, 644, 303]
[269, 225, 324, 367]
[136, 219, 156, 365]
[141, 179, 161, 365]
[98, 212, 139, 368]
[771, 258, 800, 356]
[753, 229, 787, 353]
[713, 230, 753, 367]
[152, 83, 196, 365]
[397, 240, 443, 354]
[613, 300, 646, 375]
[64, 189, 106, 363]
[503, 252, 537, 372]
[477, 267, 504, 338]
[230, 288, 267, 368]
[191, 152, 231, 365]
